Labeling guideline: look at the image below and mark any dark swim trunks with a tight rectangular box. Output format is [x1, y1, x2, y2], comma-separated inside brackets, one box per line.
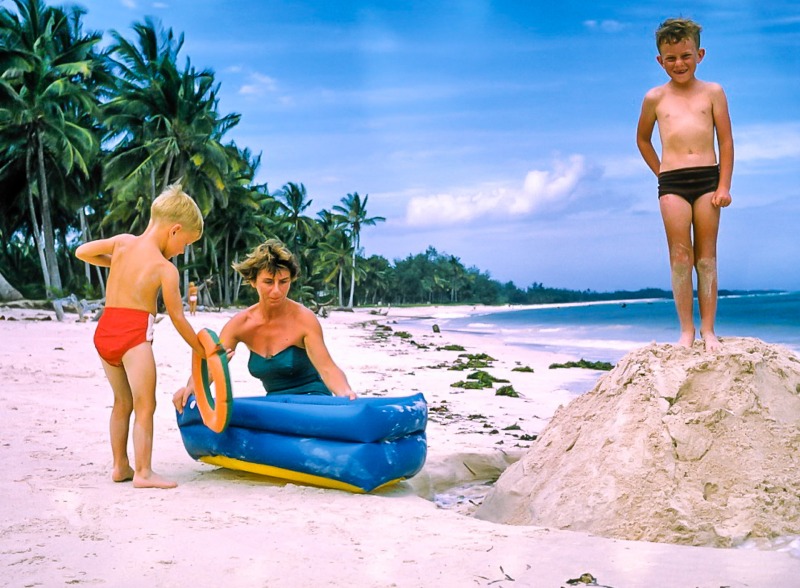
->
[658, 165, 720, 204]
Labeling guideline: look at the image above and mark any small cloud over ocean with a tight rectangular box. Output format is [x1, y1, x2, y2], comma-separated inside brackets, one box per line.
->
[405, 155, 589, 226]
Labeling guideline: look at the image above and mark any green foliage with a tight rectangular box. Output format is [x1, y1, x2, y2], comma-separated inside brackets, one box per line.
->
[450, 380, 486, 390]
[549, 359, 615, 371]
[466, 370, 509, 386]
[495, 385, 519, 398]
[438, 344, 466, 351]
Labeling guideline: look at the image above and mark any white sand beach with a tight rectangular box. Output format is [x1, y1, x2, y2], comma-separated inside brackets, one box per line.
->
[1, 304, 798, 587]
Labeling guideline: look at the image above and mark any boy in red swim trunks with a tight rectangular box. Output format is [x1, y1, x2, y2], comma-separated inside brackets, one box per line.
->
[76, 184, 205, 488]
[636, 17, 733, 352]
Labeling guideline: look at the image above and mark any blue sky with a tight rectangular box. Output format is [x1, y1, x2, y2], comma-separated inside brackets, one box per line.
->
[73, 0, 799, 291]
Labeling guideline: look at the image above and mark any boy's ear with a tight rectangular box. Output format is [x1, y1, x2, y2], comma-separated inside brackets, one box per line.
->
[169, 223, 183, 237]
[697, 48, 705, 62]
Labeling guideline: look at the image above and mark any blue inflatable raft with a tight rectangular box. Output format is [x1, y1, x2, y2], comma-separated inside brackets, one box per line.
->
[176, 392, 428, 493]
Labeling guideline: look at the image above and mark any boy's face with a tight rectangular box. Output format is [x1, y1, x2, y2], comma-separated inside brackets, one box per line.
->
[657, 38, 704, 84]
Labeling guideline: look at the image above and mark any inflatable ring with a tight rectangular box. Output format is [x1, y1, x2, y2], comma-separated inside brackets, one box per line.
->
[192, 328, 232, 433]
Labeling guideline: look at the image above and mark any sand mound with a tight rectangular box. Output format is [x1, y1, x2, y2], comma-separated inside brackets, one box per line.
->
[474, 337, 800, 547]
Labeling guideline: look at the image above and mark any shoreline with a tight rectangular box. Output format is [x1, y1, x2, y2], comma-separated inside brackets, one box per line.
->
[1, 304, 797, 586]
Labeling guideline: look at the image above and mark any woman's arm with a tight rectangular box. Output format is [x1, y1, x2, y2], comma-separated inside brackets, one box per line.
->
[302, 311, 356, 399]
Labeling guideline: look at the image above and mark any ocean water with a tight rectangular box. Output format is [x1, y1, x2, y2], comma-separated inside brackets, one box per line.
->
[427, 291, 800, 363]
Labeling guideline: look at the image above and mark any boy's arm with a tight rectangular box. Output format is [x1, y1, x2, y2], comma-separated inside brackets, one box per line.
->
[636, 92, 661, 176]
[75, 235, 122, 267]
[711, 84, 733, 207]
[160, 263, 204, 356]
[172, 317, 240, 412]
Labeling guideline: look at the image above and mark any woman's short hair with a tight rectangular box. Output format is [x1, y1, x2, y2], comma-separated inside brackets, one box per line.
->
[232, 239, 299, 283]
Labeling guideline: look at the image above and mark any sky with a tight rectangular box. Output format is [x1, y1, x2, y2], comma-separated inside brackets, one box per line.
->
[67, 0, 800, 291]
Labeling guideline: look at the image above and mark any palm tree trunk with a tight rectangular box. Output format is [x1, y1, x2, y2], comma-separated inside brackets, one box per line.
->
[223, 236, 230, 306]
[79, 208, 91, 283]
[348, 247, 356, 308]
[35, 129, 63, 297]
[26, 180, 50, 292]
[337, 266, 344, 307]
[150, 167, 157, 200]
[0, 269, 24, 301]
[161, 153, 174, 192]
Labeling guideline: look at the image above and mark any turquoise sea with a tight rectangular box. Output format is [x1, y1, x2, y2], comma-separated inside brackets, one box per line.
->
[425, 291, 800, 363]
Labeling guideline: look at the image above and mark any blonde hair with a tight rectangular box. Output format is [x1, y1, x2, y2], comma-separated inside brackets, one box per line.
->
[656, 18, 702, 51]
[233, 239, 299, 283]
[150, 183, 204, 235]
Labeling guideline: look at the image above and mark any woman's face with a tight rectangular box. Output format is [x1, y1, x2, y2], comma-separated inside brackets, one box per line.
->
[253, 267, 292, 304]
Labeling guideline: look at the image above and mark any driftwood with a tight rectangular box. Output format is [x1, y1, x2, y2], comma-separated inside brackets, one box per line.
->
[51, 294, 105, 322]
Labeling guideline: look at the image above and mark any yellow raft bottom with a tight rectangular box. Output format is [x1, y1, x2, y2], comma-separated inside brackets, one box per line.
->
[199, 455, 403, 493]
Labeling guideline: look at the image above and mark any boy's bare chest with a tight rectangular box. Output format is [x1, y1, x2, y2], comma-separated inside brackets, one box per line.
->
[656, 92, 713, 127]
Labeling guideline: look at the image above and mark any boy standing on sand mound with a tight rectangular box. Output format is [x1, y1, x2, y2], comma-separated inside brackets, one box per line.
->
[76, 184, 206, 488]
[636, 17, 733, 352]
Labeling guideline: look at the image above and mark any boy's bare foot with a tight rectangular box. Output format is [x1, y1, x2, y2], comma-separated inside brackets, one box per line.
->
[701, 331, 722, 352]
[112, 465, 135, 483]
[676, 330, 695, 348]
[133, 471, 178, 489]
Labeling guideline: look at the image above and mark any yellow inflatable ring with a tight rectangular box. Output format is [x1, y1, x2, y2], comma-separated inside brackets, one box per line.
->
[192, 328, 232, 433]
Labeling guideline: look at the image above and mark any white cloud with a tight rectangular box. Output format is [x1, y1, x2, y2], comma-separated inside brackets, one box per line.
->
[735, 123, 800, 162]
[583, 19, 625, 33]
[405, 155, 588, 227]
[121, 0, 137, 8]
[239, 73, 278, 96]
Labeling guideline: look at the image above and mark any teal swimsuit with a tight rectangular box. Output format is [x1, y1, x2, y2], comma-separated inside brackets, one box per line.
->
[247, 346, 331, 396]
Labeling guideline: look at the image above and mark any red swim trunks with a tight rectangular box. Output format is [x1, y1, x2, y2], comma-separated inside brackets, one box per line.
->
[93, 307, 155, 367]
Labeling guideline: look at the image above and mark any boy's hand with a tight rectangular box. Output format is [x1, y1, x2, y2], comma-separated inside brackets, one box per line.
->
[712, 189, 732, 208]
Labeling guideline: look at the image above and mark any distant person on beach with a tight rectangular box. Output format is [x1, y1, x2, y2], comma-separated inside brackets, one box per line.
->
[636, 17, 733, 351]
[187, 281, 199, 315]
[76, 183, 205, 489]
[172, 239, 355, 413]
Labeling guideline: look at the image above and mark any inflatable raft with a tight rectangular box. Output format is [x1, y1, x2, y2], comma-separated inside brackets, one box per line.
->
[176, 392, 428, 493]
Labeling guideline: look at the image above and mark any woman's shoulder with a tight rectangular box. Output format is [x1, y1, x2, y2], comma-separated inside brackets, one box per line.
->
[225, 305, 260, 329]
[287, 300, 321, 330]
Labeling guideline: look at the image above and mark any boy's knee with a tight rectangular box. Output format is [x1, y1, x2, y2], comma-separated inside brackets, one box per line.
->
[696, 257, 717, 272]
[669, 244, 693, 266]
[670, 258, 692, 275]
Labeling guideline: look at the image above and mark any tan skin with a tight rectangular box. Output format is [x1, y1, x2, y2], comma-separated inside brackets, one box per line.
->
[76, 220, 203, 489]
[636, 37, 733, 351]
[188, 282, 198, 315]
[173, 267, 356, 411]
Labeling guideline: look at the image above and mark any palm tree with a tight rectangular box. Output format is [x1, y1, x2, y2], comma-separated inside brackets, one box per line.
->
[332, 192, 385, 308]
[0, 0, 103, 305]
[273, 182, 318, 275]
[102, 17, 240, 294]
[203, 145, 274, 305]
[317, 230, 353, 307]
[359, 254, 393, 306]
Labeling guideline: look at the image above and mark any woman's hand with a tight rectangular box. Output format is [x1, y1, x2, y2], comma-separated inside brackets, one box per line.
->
[335, 389, 357, 400]
[172, 385, 193, 413]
